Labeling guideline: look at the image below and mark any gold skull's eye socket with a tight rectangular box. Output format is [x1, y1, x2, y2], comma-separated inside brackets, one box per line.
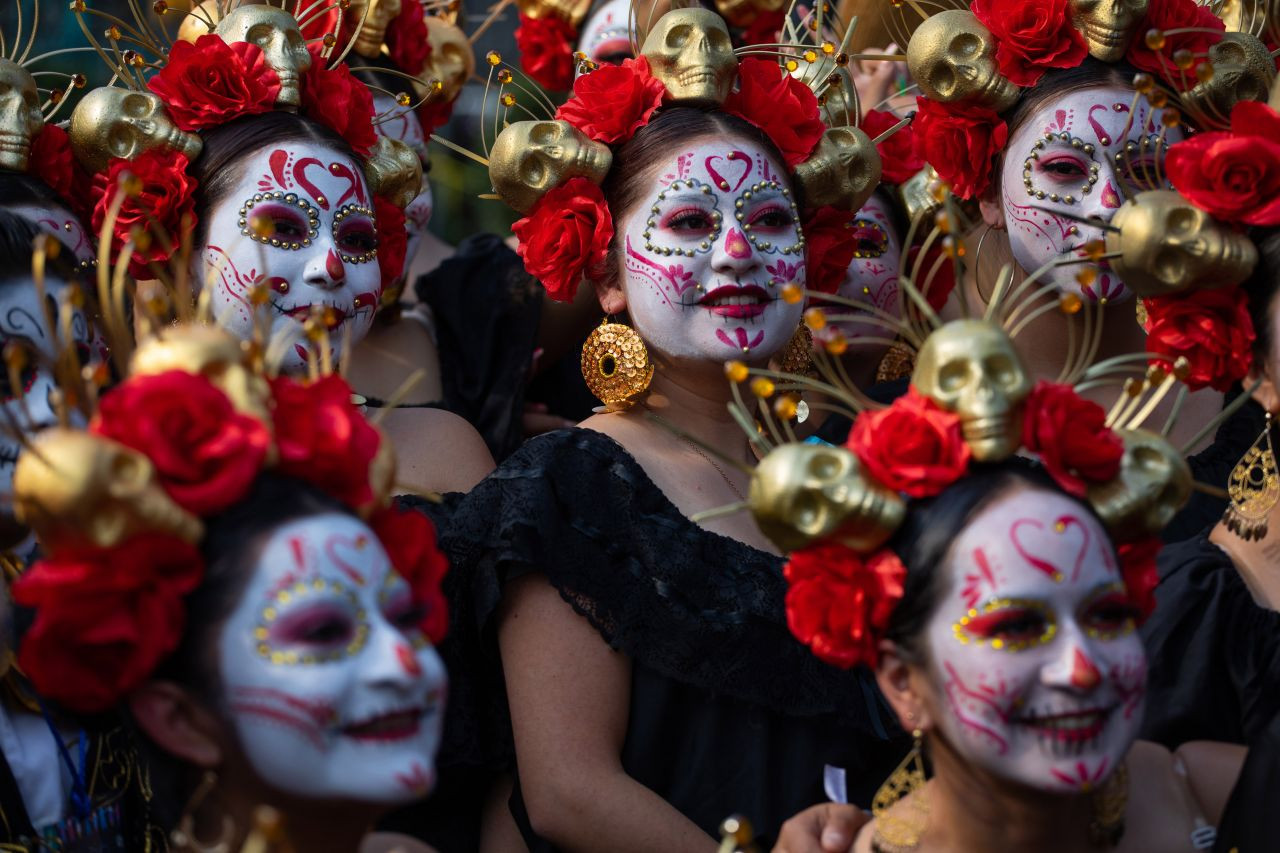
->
[122, 93, 150, 118]
[108, 125, 134, 155]
[807, 451, 843, 480]
[665, 24, 692, 50]
[938, 360, 970, 393]
[984, 354, 1018, 387]
[1152, 247, 1183, 285]
[520, 154, 548, 188]
[1131, 445, 1168, 475]
[598, 353, 617, 377]
[1166, 206, 1199, 236]
[792, 491, 820, 529]
[952, 32, 983, 58]
[246, 23, 274, 47]
[707, 28, 731, 51]
[529, 123, 559, 146]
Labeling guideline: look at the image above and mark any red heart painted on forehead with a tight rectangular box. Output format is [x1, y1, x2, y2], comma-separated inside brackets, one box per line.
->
[704, 151, 752, 193]
[324, 533, 382, 587]
[1008, 515, 1093, 583]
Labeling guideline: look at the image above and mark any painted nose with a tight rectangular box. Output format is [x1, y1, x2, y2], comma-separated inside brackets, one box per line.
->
[711, 226, 760, 279]
[1043, 634, 1103, 693]
[360, 621, 423, 691]
[303, 247, 347, 290]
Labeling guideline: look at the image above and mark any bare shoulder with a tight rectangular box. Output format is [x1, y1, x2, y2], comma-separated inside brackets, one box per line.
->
[1117, 741, 1208, 853]
[379, 407, 496, 494]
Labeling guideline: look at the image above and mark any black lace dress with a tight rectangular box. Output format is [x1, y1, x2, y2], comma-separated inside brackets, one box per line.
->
[407, 428, 907, 851]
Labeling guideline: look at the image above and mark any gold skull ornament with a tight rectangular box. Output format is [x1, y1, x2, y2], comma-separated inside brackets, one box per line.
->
[813, 65, 857, 129]
[423, 17, 475, 103]
[749, 443, 905, 553]
[0, 59, 43, 171]
[793, 127, 883, 213]
[1086, 428, 1191, 539]
[348, 0, 404, 58]
[912, 319, 1032, 462]
[1184, 33, 1276, 124]
[907, 11, 1019, 112]
[364, 136, 423, 209]
[1107, 189, 1258, 298]
[641, 8, 738, 106]
[176, 0, 221, 42]
[13, 429, 204, 553]
[1069, 0, 1150, 62]
[515, 0, 593, 28]
[129, 325, 273, 425]
[899, 164, 943, 225]
[214, 5, 312, 108]
[69, 87, 203, 175]
[489, 120, 613, 213]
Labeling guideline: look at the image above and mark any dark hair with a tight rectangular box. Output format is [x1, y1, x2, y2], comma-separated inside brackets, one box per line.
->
[1242, 227, 1280, 367]
[188, 111, 358, 247]
[0, 170, 70, 212]
[0, 208, 80, 284]
[883, 461, 1110, 662]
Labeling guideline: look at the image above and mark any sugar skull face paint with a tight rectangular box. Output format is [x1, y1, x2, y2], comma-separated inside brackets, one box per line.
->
[578, 0, 632, 68]
[999, 85, 1182, 304]
[371, 94, 432, 277]
[198, 144, 381, 372]
[828, 192, 901, 343]
[923, 488, 1145, 793]
[7, 204, 96, 273]
[617, 138, 805, 362]
[218, 513, 447, 803]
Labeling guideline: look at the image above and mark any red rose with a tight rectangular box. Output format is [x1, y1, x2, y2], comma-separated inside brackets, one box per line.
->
[370, 505, 450, 643]
[92, 371, 270, 516]
[91, 149, 197, 279]
[971, 0, 1087, 87]
[861, 109, 923, 185]
[740, 9, 786, 46]
[912, 97, 1008, 200]
[270, 373, 384, 508]
[300, 48, 378, 157]
[723, 57, 826, 168]
[1126, 0, 1224, 89]
[148, 35, 280, 131]
[1143, 286, 1255, 391]
[1166, 101, 1280, 226]
[13, 534, 204, 713]
[516, 13, 577, 92]
[386, 1, 432, 75]
[512, 177, 613, 303]
[1117, 537, 1161, 622]
[28, 124, 93, 222]
[1022, 381, 1123, 497]
[802, 206, 856, 295]
[555, 56, 667, 144]
[374, 195, 408, 297]
[784, 544, 906, 669]
[847, 387, 972, 497]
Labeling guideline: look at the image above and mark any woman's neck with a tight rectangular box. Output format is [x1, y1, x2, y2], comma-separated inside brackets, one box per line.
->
[192, 773, 374, 853]
[635, 352, 753, 459]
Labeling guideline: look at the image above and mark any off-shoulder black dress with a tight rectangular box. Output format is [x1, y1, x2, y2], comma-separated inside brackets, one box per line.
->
[409, 428, 907, 851]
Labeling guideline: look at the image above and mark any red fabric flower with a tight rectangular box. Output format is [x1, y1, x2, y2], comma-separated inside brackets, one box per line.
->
[28, 124, 93, 222]
[1126, 0, 1224, 89]
[846, 387, 972, 498]
[511, 177, 613, 303]
[1166, 101, 1280, 226]
[802, 206, 856, 295]
[784, 543, 907, 669]
[911, 97, 1008, 200]
[386, 1, 432, 75]
[554, 56, 667, 144]
[374, 195, 408, 297]
[147, 35, 280, 132]
[370, 505, 450, 643]
[1142, 286, 1255, 391]
[417, 97, 454, 137]
[91, 149, 197, 279]
[861, 109, 923, 185]
[723, 57, 826, 168]
[971, 0, 1087, 87]
[13, 534, 204, 713]
[1117, 537, 1161, 622]
[300, 48, 378, 157]
[740, 9, 786, 45]
[516, 13, 577, 92]
[91, 371, 270, 516]
[1021, 381, 1123, 497]
[270, 373, 384, 508]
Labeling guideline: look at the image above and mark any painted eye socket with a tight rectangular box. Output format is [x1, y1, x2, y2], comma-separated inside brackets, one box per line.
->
[664, 206, 716, 233]
[1039, 156, 1089, 181]
[747, 204, 794, 230]
[386, 600, 426, 633]
[954, 598, 1057, 652]
[1081, 592, 1138, 637]
[249, 203, 311, 241]
[336, 219, 377, 254]
[276, 605, 357, 647]
[849, 219, 888, 258]
[966, 608, 1049, 642]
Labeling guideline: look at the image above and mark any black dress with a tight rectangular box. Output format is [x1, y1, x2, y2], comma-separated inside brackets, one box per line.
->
[1211, 707, 1280, 852]
[410, 428, 907, 851]
[1140, 532, 1280, 747]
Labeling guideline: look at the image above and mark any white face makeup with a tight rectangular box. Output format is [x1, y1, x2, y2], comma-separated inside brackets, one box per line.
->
[219, 513, 447, 804]
[828, 193, 902, 344]
[199, 144, 382, 372]
[371, 93, 433, 279]
[617, 138, 805, 363]
[923, 488, 1145, 794]
[577, 0, 632, 69]
[999, 85, 1181, 304]
[7, 205, 96, 273]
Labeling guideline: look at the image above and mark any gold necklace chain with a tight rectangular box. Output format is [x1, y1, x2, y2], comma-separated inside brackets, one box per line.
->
[679, 435, 746, 502]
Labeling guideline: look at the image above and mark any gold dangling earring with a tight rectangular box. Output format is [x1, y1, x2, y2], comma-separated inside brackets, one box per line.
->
[1224, 411, 1280, 541]
[580, 317, 653, 411]
[1088, 761, 1128, 847]
[871, 728, 929, 853]
[778, 323, 815, 377]
[170, 770, 236, 853]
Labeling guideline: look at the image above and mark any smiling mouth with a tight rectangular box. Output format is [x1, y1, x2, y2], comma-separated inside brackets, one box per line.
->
[698, 284, 773, 318]
[275, 301, 352, 331]
[342, 708, 425, 742]
[1016, 707, 1113, 755]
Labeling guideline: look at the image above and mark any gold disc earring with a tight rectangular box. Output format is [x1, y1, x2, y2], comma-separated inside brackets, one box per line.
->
[580, 318, 653, 411]
[871, 728, 929, 853]
[1224, 411, 1280, 541]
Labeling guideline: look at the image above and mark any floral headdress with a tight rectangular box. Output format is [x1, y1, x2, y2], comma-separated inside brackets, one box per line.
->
[899, 0, 1273, 199]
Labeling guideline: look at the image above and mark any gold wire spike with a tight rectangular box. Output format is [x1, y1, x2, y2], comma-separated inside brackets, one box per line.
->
[1224, 411, 1280, 541]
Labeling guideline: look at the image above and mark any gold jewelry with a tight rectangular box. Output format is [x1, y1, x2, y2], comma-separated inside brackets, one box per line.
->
[580, 318, 653, 410]
[680, 435, 745, 502]
[871, 729, 929, 853]
[778, 323, 815, 377]
[1224, 411, 1279, 541]
[170, 770, 235, 853]
[876, 341, 915, 383]
[1088, 761, 1128, 847]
